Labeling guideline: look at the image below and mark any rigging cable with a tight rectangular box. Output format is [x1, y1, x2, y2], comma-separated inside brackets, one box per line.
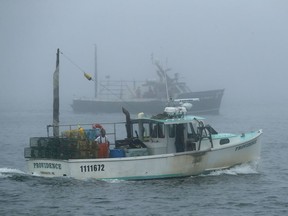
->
[60, 51, 93, 81]
[59, 50, 149, 112]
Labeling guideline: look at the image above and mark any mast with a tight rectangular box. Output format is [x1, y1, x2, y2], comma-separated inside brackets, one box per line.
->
[154, 61, 171, 101]
[94, 44, 98, 98]
[53, 48, 60, 137]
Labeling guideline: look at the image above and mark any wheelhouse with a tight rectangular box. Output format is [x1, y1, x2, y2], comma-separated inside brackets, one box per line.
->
[124, 114, 217, 155]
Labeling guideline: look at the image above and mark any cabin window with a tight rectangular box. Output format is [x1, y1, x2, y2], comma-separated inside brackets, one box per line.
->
[187, 123, 197, 139]
[220, 138, 230, 145]
[168, 125, 175, 138]
[151, 123, 165, 138]
[131, 124, 136, 137]
[142, 123, 150, 137]
[150, 123, 155, 138]
[158, 124, 164, 138]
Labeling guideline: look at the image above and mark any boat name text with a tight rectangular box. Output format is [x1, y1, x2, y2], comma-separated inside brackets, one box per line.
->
[33, 162, 62, 169]
[235, 140, 256, 151]
[80, 164, 105, 172]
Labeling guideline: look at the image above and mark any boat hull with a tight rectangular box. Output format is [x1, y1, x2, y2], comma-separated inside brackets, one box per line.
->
[27, 150, 209, 180]
[72, 89, 224, 115]
[26, 133, 261, 180]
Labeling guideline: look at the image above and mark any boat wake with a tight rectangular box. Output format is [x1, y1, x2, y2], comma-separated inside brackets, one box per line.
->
[204, 161, 261, 176]
[0, 167, 27, 178]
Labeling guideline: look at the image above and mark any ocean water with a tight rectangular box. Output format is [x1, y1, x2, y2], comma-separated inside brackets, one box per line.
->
[1, 100, 288, 216]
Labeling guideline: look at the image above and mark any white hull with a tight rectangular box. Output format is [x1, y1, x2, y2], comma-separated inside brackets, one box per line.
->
[26, 131, 261, 180]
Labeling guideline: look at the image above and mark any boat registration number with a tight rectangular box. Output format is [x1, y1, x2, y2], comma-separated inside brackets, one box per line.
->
[80, 164, 105, 172]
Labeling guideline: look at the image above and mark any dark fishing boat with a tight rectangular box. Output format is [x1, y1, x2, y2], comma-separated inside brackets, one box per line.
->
[72, 48, 224, 115]
[72, 89, 224, 115]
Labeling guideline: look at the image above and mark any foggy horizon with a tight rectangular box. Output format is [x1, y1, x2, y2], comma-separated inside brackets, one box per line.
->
[1, 0, 288, 111]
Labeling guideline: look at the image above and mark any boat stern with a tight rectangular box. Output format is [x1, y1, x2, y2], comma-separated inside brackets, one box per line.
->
[26, 159, 70, 177]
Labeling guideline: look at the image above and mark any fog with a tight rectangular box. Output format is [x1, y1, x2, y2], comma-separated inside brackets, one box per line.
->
[1, 0, 288, 111]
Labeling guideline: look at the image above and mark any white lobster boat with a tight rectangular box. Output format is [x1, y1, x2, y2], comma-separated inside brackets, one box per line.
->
[24, 49, 263, 180]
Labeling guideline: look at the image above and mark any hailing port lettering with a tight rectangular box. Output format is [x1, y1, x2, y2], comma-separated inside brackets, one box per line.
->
[235, 140, 256, 151]
[80, 164, 105, 172]
[33, 162, 62, 170]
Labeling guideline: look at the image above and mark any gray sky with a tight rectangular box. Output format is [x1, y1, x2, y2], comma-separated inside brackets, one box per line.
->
[1, 0, 288, 110]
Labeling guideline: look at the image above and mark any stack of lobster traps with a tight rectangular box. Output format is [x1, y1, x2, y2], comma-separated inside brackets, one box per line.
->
[24, 127, 101, 160]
